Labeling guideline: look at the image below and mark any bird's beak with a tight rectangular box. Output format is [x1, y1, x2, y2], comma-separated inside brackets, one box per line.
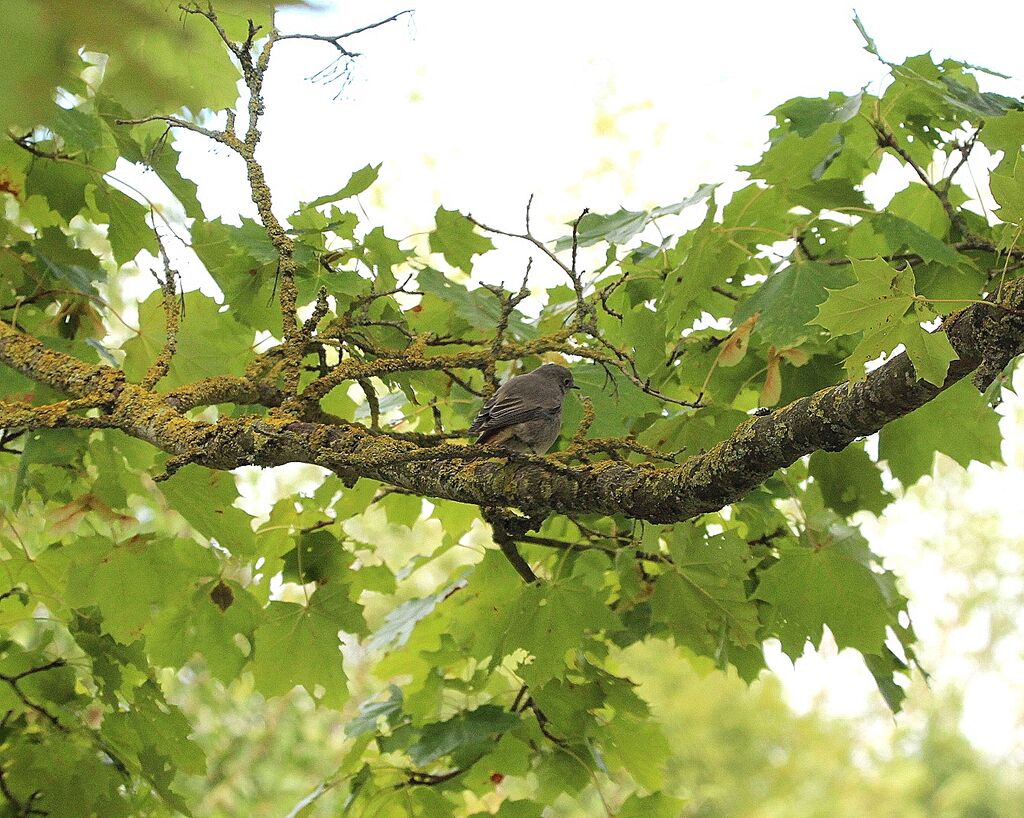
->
[570, 385, 581, 390]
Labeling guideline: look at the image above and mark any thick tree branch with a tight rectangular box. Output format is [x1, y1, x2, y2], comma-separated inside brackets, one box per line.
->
[2, 278, 1023, 523]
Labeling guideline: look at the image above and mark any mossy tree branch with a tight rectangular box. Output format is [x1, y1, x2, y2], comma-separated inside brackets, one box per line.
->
[2, 277, 1022, 524]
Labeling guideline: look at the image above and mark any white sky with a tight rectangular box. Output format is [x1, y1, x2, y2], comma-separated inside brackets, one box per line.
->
[164, 0, 1024, 763]
[183, 1, 1024, 232]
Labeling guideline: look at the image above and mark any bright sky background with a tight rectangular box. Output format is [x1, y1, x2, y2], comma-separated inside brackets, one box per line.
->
[162, 0, 1024, 764]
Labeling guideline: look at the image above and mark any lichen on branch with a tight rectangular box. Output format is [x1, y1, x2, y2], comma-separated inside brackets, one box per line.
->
[2, 276, 1022, 523]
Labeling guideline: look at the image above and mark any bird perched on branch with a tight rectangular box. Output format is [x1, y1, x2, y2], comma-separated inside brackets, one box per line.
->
[469, 363, 578, 454]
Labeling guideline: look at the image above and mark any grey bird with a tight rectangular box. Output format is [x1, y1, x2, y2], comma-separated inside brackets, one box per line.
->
[468, 363, 578, 454]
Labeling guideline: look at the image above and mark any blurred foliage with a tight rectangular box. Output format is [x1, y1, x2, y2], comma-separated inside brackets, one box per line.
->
[0, 0, 294, 133]
[1, 1, 1024, 816]
[163, 638, 1024, 817]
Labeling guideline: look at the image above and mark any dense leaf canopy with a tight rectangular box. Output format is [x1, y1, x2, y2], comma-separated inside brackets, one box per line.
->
[1, 2, 1023, 816]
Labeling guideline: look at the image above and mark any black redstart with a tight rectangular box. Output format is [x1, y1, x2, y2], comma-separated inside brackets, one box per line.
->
[468, 363, 578, 454]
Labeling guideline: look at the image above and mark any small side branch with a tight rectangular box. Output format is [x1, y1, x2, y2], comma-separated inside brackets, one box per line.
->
[466, 198, 583, 320]
[942, 126, 982, 193]
[10, 130, 78, 161]
[124, 3, 412, 400]
[484, 508, 541, 583]
[357, 378, 381, 431]
[114, 114, 228, 145]
[0, 659, 69, 732]
[141, 238, 182, 390]
[0, 765, 46, 818]
[0, 399, 114, 433]
[872, 120, 967, 235]
[396, 767, 466, 789]
[481, 260, 532, 393]
[276, 9, 414, 54]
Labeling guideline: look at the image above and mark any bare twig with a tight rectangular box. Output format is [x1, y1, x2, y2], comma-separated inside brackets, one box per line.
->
[466, 203, 577, 306]
[10, 130, 78, 161]
[481, 260, 532, 393]
[114, 114, 228, 145]
[569, 207, 591, 320]
[942, 126, 983, 193]
[276, 9, 413, 53]
[872, 119, 967, 234]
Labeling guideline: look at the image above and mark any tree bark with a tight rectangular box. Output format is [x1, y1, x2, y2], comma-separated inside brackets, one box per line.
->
[2, 279, 1023, 523]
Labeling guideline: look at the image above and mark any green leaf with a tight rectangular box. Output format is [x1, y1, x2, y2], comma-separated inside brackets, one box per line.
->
[309, 163, 381, 207]
[506, 582, 618, 684]
[639, 405, 747, 456]
[469, 801, 544, 818]
[190, 218, 281, 332]
[346, 685, 404, 738]
[557, 207, 647, 250]
[938, 75, 1022, 118]
[407, 705, 518, 766]
[33, 228, 104, 294]
[853, 13, 882, 59]
[11, 427, 90, 509]
[617, 793, 687, 818]
[463, 732, 533, 790]
[281, 529, 355, 585]
[560, 365, 664, 442]
[121, 290, 255, 388]
[428, 207, 494, 270]
[50, 106, 117, 168]
[842, 319, 902, 382]
[602, 712, 671, 790]
[901, 319, 958, 387]
[990, 157, 1024, 224]
[864, 648, 911, 714]
[145, 135, 204, 220]
[878, 378, 1002, 485]
[662, 218, 748, 327]
[414, 268, 533, 336]
[84, 183, 158, 265]
[25, 160, 93, 220]
[651, 183, 719, 216]
[769, 92, 864, 138]
[755, 527, 896, 657]
[886, 183, 951, 238]
[365, 582, 458, 652]
[736, 261, 853, 346]
[809, 444, 892, 517]
[813, 257, 916, 336]
[980, 111, 1024, 172]
[66, 537, 213, 643]
[874, 213, 959, 266]
[445, 550, 522, 661]
[157, 465, 257, 554]
[362, 225, 411, 274]
[252, 585, 361, 708]
[148, 580, 261, 681]
[650, 529, 759, 660]
[621, 304, 667, 375]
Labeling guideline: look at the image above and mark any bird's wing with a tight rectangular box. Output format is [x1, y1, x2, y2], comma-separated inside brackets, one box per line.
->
[468, 377, 557, 435]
